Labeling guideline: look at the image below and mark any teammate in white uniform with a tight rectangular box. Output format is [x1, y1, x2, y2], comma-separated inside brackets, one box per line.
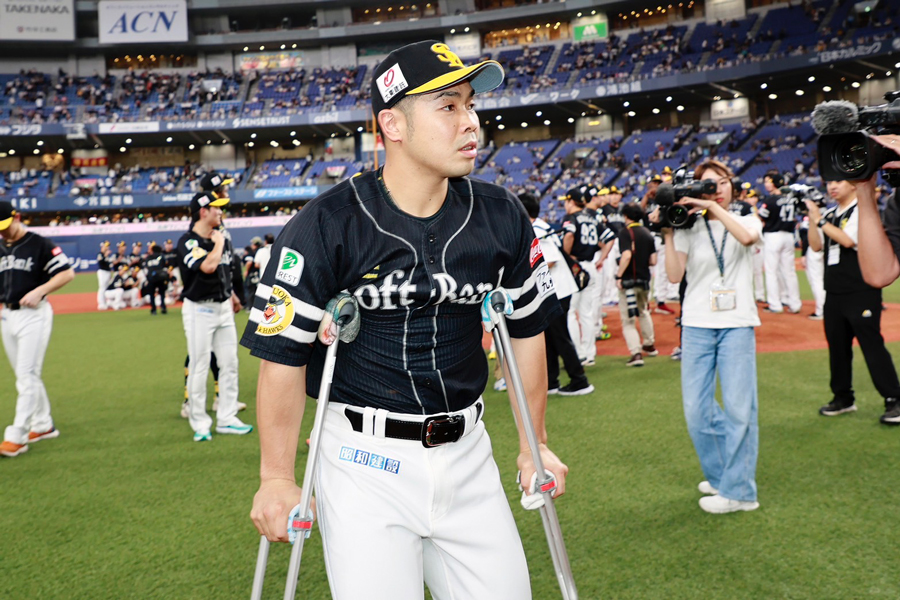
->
[243, 41, 568, 600]
[96, 241, 112, 310]
[0, 201, 74, 457]
[177, 191, 252, 442]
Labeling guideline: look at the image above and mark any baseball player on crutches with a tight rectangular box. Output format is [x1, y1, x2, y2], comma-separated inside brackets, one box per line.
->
[251, 293, 360, 600]
[483, 290, 578, 600]
[242, 40, 570, 600]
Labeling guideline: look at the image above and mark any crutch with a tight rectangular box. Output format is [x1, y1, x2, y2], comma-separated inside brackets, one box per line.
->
[251, 294, 360, 600]
[482, 289, 579, 600]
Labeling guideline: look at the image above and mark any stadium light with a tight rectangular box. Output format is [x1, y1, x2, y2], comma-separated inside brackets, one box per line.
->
[795, 90, 804, 96]
[536, 111, 542, 117]
[166, 137, 172, 143]
[221, 139, 227, 144]
[331, 133, 336, 138]
[823, 85, 832, 92]
[497, 124, 505, 130]
[652, 108, 660, 114]
[36, 140, 43, 146]
[357, 126, 364, 132]
[464, 27, 469, 32]
[895, 62, 900, 69]
[521, 122, 528, 128]
[7, 149, 13, 155]
[567, 117, 575, 123]
[250, 133, 257, 139]
[269, 141, 279, 147]
[760, 83, 767, 89]
[259, 46, 265, 50]
[495, 115, 502, 121]
[544, 119, 551, 126]
[450, 28, 456, 34]
[243, 47, 249, 52]
[206, 140, 212, 145]
[119, 147, 126, 152]
[768, 93, 778, 99]
[676, 105, 684, 112]
[281, 44, 286, 50]
[627, 111, 636, 117]
[852, 81, 861, 88]
[248, 142, 254, 147]
[188, 144, 195, 150]
[290, 130, 297, 136]
[292, 44, 297, 49]
[576, 12, 582, 17]
[292, 139, 301, 146]
[808, 76, 815, 82]
[713, 95, 721, 101]
[666, 96, 672, 102]
[57, 148, 64, 154]
[125, 138, 132, 144]
[623, 101, 630, 107]
[887, 71, 893, 77]
[33, 149, 40, 155]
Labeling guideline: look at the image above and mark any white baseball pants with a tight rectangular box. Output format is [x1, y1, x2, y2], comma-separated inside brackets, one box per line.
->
[763, 231, 802, 312]
[181, 298, 239, 433]
[805, 247, 826, 316]
[316, 402, 531, 600]
[653, 238, 679, 303]
[97, 269, 111, 309]
[601, 246, 620, 305]
[2, 301, 54, 445]
[568, 260, 599, 361]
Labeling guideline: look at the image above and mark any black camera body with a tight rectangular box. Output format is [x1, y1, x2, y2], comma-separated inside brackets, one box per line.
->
[814, 92, 900, 185]
[655, 167, 717, 228]
[779, 183, 826, 216]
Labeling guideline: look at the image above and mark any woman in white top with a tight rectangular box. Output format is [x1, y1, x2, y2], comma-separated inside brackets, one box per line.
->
[659, 159, 763, 514]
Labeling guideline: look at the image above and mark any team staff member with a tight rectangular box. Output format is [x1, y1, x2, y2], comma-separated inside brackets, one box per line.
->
[243, 41, 568, 599]
[96, 241, 112, 310]
[805, 181, 900, 425]
[615, 204, 658, 367]
[657, 159, 763, 514]
[144, 244, 169, 315]
[178, 191, 252, 442]
[520, 192, 593, 396]
[756, 171, 802, 314]
[0, 201, 74, 458]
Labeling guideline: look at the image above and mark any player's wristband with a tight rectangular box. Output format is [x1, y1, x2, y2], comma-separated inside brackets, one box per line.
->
[817, 218, 828, 228]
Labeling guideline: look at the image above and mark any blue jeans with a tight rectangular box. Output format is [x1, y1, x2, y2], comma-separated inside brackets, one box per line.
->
[681, 326, 759, 502]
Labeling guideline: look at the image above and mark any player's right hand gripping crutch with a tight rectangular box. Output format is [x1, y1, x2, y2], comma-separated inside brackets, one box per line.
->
[251, 293, 360, 600]
[482, 289, 578, 600]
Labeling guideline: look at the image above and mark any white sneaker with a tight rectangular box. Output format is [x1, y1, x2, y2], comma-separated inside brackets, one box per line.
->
[493, 378, 507, 392]
[699, 494, 759, 514]
[698, 481, 718, 495]
[216, 420, 254, 435]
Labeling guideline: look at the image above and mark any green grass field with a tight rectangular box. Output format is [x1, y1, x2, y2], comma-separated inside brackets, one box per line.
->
[3, 273, 900, 599]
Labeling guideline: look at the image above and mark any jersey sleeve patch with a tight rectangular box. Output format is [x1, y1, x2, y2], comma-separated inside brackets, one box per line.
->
[255, 285, 296, 336]
[275, 247, 304, 286]
[529, 237, 543, 268]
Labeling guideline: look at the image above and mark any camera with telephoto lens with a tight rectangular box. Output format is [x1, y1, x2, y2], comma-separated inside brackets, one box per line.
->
[779, 183, 826, 216]
[654, 166, 717, 228]
[620, 278, 650, 318]
[813, 92, 900, 186]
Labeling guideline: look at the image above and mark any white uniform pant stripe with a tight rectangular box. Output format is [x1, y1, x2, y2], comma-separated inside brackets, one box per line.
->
[182, 299, 240, 433]
[764, 231, 802, 312]
[316, 405, 531, 600]
[568, 261, 599, 362]
[2, 302, 54, 445]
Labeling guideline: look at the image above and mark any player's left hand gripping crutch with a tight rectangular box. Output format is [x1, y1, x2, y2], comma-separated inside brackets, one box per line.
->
[482, 289, 579, 600]
[251, 293, 360, 600]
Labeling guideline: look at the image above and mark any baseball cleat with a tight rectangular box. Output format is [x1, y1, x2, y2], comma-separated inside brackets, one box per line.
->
[212, 399, 247, 412]
[0, 440, 28, 457]
[180, 401, 189, 419]
[28, 428, 60, 442]
[193, 431, 212, 442]
[216, 421, 253, 435]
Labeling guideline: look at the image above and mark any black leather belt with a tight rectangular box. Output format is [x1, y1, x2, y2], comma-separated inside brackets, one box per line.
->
[344, 403, 483, 448]
[4, 302, 21, 310]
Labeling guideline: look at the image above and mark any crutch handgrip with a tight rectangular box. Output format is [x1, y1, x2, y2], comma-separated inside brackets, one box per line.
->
[287, 503, 314, 544]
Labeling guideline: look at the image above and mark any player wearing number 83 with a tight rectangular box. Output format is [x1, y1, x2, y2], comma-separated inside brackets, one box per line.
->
[242, 40, 569, 599]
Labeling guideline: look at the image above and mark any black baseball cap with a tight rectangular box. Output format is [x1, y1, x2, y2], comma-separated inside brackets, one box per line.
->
[371, 40, 505, 117]
[190, 191, 229, 215]
[0, 201, 16, 231]
[565, 187, 586, 206]
[199, 171, 234, 192]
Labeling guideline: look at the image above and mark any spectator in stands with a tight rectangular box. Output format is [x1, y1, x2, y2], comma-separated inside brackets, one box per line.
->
[657, 159, 762, 514]
[757, 170, 802, 314]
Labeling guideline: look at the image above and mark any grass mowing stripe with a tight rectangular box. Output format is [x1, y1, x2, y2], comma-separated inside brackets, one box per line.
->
[1, 301, 898, 597]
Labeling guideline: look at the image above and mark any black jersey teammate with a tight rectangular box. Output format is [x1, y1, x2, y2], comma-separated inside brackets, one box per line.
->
[0, 201, 74, 457]
[242, 41, 569, 599]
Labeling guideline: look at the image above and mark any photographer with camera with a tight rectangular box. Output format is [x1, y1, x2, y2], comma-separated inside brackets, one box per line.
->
[804, 181, 900, 425]
[757, 171, 803, 314]
[615, 204, 658, 367]
[654, 159, 763, 514]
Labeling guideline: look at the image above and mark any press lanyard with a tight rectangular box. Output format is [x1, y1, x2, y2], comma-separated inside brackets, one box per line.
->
[703, 218, 728, 279]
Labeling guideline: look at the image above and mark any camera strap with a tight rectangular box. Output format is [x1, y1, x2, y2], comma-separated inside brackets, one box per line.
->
[703, 218, 728, 280]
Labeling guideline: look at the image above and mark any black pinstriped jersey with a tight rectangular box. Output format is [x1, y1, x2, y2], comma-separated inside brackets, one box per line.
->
[562, 210, 614, 261]
[0, 231, 72, 304]
[240, 172, 561, 415]
[177, 230, 235, 302]
[757, 194, 797, 233]
[97, 252, 112, 271]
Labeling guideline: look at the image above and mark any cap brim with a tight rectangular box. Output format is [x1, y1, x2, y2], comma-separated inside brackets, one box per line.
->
[0, 216, 12, 231]
[219, 178, 234, 187]
[407, 60, 505, 97]
[209, 197, 230, 207]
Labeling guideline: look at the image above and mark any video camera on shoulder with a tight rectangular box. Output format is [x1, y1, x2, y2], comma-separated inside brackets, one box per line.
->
[655, 166, 717, 228]
[813, 92, 900, 185]
[780, 183, 826, 216]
